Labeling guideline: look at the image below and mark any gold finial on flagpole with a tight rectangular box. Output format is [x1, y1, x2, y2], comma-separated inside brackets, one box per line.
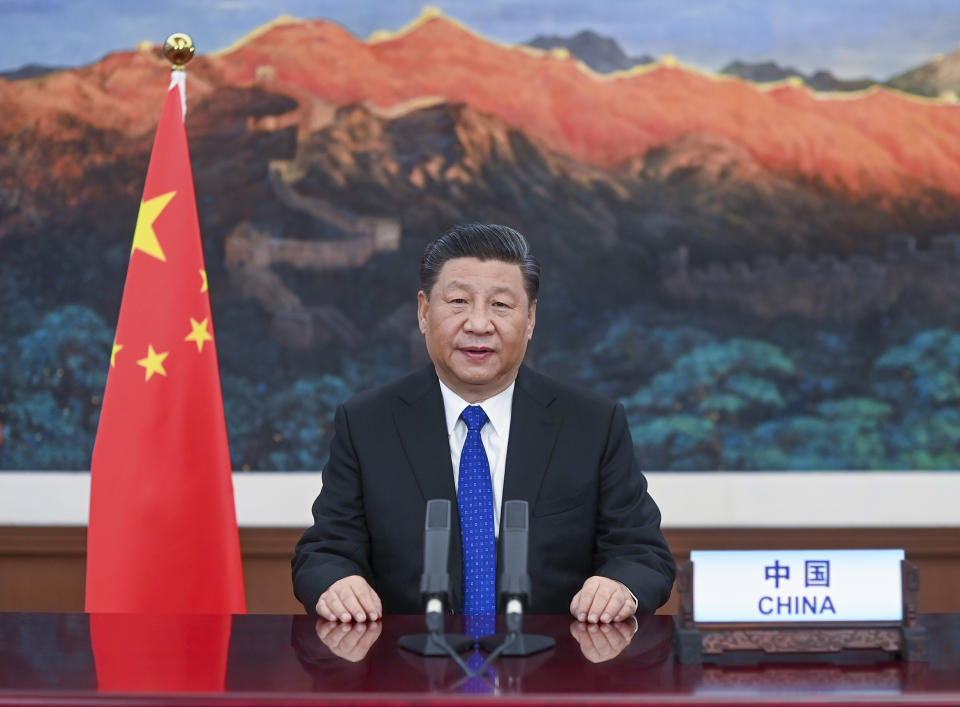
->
[163, 33, 195, 71]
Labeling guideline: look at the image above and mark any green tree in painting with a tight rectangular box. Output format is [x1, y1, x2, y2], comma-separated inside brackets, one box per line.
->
[586, 319, 716, 394]
[741, 328, 960, 470]
[743, 397, 894, 470]
[872, 329, 960, 469]
[622, 338, 795, 470]
[221, 343, 406, 470]
[222, 374, 350, 471]
[872, 329, 960, 407]
[0, 305, 112, 469]
[261, 375, 351, 470]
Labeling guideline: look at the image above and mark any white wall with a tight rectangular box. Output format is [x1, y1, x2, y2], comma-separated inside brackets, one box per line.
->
[1, 472, 957, 527]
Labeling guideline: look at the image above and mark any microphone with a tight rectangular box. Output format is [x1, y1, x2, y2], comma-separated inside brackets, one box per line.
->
[500, 499, 532, 632]
[398, 499, 474, 656]
[421, 497, 451, 633]
[479, 500, 555, 656]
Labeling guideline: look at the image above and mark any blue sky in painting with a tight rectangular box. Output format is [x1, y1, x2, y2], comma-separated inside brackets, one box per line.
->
[3, 0, 959, 78]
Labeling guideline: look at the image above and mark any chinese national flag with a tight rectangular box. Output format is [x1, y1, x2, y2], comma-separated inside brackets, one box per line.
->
[86, 76, 246, 615]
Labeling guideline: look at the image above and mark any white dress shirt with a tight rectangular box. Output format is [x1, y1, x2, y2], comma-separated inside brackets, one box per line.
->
[438, 379, 514, 537]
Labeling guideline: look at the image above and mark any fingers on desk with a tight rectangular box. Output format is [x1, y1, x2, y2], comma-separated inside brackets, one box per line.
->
[316, 576, 383, 623]
[570, 576, 633, 624]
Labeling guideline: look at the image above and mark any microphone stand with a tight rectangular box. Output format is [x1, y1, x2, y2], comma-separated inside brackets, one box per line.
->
[398, 499, 474, 657]
[478, 500, 554, 657]
[478, 597, 554, 656]
[397, 597, 474, 656]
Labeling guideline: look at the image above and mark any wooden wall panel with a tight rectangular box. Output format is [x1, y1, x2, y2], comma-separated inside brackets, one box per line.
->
[241, 528, 303, 614]
[1, 527, 957, 614]
[0, 526, 87, 612]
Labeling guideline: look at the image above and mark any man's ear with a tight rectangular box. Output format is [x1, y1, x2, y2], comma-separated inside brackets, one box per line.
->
[417, 290, 429, 334]
[527, 299, 537, 340]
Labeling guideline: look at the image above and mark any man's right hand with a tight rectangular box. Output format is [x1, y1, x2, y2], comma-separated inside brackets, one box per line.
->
[316, 575, 383, 623]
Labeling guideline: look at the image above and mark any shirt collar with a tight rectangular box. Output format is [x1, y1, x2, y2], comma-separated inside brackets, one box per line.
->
[437, 377, 515, 437]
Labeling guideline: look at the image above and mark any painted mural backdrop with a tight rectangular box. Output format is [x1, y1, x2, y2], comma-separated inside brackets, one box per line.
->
[3, 3, 960, 471]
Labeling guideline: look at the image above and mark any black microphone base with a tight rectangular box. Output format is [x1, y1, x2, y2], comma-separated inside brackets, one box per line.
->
[397, 632, 475, 656]
[478, 632, 555, 656]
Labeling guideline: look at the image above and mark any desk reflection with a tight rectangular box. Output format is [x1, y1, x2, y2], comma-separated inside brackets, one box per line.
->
[291, 613, 674, 695]
[314, 619, 383, 662]
[8, 613, 956, 702]
[569, 619, 636, 663]
[296, 616, 648, 667]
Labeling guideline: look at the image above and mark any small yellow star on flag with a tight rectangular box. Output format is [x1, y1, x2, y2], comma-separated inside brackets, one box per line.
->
[136, 345, 169, 381]
[185, 317, 213, 352]
[200, 269, 208, 293]
[110, 340, 123, 368]
[131, 191, 176, 262]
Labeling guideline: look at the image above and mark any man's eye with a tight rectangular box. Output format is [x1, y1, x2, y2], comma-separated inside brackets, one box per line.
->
[450, 298, 467, 305]
[493, 301, 511, 309]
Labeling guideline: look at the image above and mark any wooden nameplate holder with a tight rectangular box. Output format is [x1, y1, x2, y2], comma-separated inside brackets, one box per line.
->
[674, 560, 927, 664]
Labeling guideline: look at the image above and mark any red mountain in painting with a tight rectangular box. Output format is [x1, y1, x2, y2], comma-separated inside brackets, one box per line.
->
[4, 11, 960, 198]
[207, 13, 960, 198]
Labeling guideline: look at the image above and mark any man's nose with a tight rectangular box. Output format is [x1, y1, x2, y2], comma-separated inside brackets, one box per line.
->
[463, 303, 494, 333]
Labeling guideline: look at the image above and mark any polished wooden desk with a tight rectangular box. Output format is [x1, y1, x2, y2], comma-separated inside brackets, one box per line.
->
[1, 613, 959, 705]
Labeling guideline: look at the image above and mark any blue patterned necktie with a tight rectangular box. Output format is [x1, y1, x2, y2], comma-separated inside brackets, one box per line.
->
[457, 405, 497, 617]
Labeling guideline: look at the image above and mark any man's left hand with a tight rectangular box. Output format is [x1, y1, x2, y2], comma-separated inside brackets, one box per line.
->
[570, 576, 637, 623]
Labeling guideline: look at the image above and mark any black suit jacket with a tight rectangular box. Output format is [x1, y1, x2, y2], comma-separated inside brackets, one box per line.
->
[292, 364, 675, 615]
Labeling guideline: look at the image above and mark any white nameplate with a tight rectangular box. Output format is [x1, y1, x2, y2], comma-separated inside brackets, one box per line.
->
[691, 549, 905, 623]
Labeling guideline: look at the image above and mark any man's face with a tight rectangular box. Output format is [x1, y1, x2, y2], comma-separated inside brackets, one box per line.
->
[418, 257, 536, 402]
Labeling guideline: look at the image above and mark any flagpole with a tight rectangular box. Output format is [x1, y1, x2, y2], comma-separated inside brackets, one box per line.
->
[163, 33, 195, 119]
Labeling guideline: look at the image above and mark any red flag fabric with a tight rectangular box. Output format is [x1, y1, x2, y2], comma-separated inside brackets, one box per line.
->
[90, 613, 233, 692]
[86, 78, 246, 614]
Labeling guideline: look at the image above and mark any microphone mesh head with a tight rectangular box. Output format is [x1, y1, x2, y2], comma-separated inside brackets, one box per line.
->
[504, 500, 528, 530]
[426, 499, 449, 528]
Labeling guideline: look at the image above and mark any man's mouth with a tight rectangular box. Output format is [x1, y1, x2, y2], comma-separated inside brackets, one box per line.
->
[460, 346, 494, 360]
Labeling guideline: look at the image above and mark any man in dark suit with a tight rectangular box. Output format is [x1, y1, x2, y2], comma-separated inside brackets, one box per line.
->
[293, 223, 675, 624]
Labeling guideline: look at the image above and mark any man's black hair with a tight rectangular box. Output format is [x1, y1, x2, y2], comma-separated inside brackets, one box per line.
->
[419, 223, 540, 303]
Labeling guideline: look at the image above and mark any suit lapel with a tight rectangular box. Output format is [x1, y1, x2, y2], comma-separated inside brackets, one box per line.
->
[501, 365, 562, 538]
[392, 366, 463, 611]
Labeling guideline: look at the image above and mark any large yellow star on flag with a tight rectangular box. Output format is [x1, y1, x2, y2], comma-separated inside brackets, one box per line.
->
[110, 340, 123, 368]
[136, 345, 169, 381]
[185, 317, 213, 352]
[131, 191, 176, 262]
